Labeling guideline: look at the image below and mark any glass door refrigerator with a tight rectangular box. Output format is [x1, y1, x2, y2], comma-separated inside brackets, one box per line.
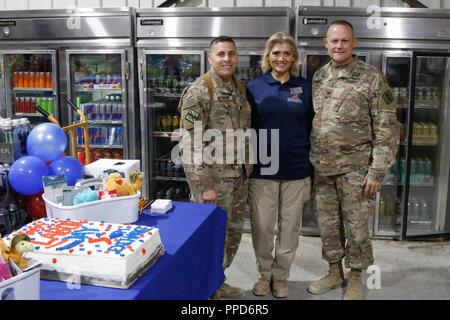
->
[139, 50, 205, 202]
[67, 50, 129, 162]
[2, 50, 58, 125]
[401, 52, 450, 239]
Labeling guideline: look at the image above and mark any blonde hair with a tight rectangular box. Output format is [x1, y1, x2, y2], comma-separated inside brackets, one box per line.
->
[261, 31, 299, 77]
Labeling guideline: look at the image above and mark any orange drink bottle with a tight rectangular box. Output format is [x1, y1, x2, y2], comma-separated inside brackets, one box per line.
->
[45, 72, 52, 88]
[23, 72, 30, 88]
[17, 72, 24, 88]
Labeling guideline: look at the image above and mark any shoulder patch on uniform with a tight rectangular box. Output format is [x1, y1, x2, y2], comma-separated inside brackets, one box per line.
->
[185, 110, 200, 124]
[351, 72, 360, 80]
[382, 90, 395, 105]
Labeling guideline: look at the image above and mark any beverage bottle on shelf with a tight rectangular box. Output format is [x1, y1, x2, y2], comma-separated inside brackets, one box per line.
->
[379, 196, 386, 225]
[430, 124, 438, 144]
[38, 72, 45, 88]
[12, 72, 18, 88]
[108, 126, 116, 145]
[23, 72, 30, 88]
[17, 72, 24, 88]
[30, 98, 37, 114]
[116, 127, 123, 145]
[29, 72, 35, 88]
[422, 122, 430, 144]
[14, 97, 20, 114]
[3, 119, 13, 144]
[419, 197, 430, 223]
[45, 72, 52, 89]
[24, 98, 31, 114]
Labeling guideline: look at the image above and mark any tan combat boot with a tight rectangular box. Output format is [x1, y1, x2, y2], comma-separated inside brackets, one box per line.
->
[343, 269, 363, 300]
[211, 282, 245, 300]
[307, 261, 345, 295]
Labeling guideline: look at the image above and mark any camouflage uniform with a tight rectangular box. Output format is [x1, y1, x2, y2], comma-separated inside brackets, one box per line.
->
[179, 69, 252, 269]
[311, 57, 400, 269]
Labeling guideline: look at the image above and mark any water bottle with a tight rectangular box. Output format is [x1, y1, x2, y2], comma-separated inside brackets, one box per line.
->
[419, 198, 430, 222]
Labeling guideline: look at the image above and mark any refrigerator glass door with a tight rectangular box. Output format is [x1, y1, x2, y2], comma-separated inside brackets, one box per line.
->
[142, 50, 204, 201]
[376, 52, 412, 237]
[67, 51, 127, 162]
[302, 51, 369, 81]
[2, 50, 57, 125]
[404, 54, 450, 238]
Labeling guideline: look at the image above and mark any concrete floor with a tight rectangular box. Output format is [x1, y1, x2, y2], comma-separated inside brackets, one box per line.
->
[225, 234, 450, 300]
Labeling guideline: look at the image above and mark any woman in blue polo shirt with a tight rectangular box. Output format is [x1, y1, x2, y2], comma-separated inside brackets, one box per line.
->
[246, 31, 313, 299]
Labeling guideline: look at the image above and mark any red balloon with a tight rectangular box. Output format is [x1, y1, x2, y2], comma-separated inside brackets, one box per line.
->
[23, 191, 47, 219]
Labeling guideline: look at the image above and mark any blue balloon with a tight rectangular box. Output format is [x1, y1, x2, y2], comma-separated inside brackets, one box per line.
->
[9, 156, 49, 195]
[27, 123, 67, 161]
[49, 156, 84, 186]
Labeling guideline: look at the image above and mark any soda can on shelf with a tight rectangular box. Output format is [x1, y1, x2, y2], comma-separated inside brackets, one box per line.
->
[98, 104, 106, 121]
[108, 126, 116, 145]
[116, 127, 123, 146]
[112, 104, 118, 121]
[166, 160, 173, 177]
[117, 103, 123, 121]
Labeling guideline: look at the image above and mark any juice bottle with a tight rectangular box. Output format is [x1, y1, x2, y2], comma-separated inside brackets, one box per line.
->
[12, 72, 18, 88]
[45, 72, 52, 89]
[23, 72, 30, 88]
[29, 72, 34, 88]
[38, 72, 45, 88]
[17, 72, 24, 88]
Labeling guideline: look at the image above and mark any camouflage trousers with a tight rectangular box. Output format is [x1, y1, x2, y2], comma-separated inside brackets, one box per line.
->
[314, 168, 374, 269]
[191, 175, 248, 270]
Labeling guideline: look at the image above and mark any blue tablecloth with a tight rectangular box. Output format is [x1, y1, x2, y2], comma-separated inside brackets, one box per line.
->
[40, 201, 227, 300]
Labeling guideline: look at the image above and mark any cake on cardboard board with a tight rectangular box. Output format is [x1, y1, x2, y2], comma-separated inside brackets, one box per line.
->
[4, 217, 164, 289]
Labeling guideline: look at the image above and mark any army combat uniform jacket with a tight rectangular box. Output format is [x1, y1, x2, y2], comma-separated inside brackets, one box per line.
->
[178, 69, 252, 195]
[310, 57, 400, 182]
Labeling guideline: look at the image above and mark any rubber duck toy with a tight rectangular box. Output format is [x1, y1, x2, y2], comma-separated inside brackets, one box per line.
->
[105, 171, 144, 197]
[6, 234, 34, 270]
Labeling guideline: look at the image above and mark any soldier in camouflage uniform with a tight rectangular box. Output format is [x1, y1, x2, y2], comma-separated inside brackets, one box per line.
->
[178, 36, 252, 299]
[308, 20, 400, 300]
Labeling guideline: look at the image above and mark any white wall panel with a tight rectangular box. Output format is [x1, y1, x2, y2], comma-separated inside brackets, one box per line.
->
[52, 0, 77, 9]
[0, 0, 5, 9]
[265, 0, 291, 6]
[420, 0, 441, 8]
[127, 0, 141, 7]
[322, 0, 334, 5]
[103, 0, 126, 7]
[209, 0, 234, 6]
[141, 0, 154, 7]
[6, 0, 28, 10]
[236, 0, 263, 6]
[381, 0, 406, 6]
[354, 0, 381, 7]
[335, 0, 351, 6]
[78, 0, 101, 8]
[295, 0, 320, 6]
[444, 0, 450, 8]
[30, 0, 51, 9]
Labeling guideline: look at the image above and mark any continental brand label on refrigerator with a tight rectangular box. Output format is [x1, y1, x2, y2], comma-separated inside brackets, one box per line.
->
[0, 20, 16, 26]
[303, 18, 327, 25]
[140, 19, 163, 26]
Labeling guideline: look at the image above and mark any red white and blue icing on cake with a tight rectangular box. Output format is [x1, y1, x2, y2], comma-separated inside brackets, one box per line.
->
[6, 218, 156, 259]
[5, 218, 163, 287]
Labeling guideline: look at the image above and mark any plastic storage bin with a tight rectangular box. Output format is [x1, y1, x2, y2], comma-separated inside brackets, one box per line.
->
[43, 191, 140, 224]
[0, 268, 40, 300]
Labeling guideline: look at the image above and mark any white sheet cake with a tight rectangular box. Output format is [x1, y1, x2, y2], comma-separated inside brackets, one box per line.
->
[5, 218, 164, 288]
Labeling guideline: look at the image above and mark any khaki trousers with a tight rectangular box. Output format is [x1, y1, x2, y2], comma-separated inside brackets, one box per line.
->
[249, 177, 311, 281]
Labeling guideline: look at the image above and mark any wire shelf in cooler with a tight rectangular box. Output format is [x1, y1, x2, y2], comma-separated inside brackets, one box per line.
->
[13, 88, 53, 92]
[88, 120, 123, 125]
[152, 131, 180, 140]
[14, 113, 44, 117]
[154, 176, 187, 182]
[79, 144, 123, 149]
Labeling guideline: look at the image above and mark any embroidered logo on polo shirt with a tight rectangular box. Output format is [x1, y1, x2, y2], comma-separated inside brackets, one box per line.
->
[288, 94, 302, 103]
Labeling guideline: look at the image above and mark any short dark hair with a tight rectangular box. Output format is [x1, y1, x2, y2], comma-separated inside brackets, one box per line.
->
[328, 20, 354, 35]
[209, 35, 236, 50]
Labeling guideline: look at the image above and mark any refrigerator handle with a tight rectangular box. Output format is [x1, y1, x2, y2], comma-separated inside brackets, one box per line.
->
[125, 62, 130, 80]
[140, 62, 145, 81]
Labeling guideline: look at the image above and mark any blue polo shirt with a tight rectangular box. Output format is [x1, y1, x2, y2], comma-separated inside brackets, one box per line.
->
[246, 72, 313, 180]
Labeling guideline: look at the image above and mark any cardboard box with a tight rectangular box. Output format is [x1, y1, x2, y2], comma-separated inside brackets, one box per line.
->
[84, 159, 140, 180]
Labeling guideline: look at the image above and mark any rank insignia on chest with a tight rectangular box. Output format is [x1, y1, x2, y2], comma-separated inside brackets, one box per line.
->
[185, 110, 200, 123]
[290, 86, 303, 95]
[351, 72, 360, 81]
[382, 90, 395, 105]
